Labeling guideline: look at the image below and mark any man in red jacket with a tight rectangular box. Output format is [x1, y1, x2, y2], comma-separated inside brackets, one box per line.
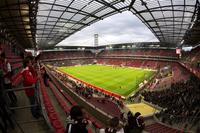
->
[21, 57, 39, 118]
[26, 56, 39, 97]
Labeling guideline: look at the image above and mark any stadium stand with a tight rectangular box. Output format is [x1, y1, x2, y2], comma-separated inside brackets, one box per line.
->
[49, 68, 122, 118]
[47, 68, 105, 129]
[2, 42, 197, 132]
[40, 51, 94, 60]
[48, 81, 71, 114]
[145, 122, 186, 133]
[180, 46, 200, 79]
[1, 0, 200, 133]
[40, 54, 196, 132]
[40, 79, 65, 133]
[98, 49, 178, 58]
[142, 75, 200, 130]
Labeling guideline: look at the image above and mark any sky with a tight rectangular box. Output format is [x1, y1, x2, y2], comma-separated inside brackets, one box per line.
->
[57, 11, 159, 47]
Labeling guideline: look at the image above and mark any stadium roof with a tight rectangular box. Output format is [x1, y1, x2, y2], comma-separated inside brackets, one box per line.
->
[0, 0, 200, 49]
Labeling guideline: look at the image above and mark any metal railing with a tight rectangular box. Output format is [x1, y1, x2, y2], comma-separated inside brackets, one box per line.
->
[2, 84, 52, 133]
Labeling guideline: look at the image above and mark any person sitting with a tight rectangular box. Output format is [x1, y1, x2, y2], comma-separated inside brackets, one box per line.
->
[65, 105, 90, 133]
[124, 111, 135, 133]
[124, 112, 145, 133]
[99, 117, 124, 133]
[134, 112, 145, 133]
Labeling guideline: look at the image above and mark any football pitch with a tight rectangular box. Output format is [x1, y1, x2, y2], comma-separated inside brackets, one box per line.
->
[58, 65, 155, 97]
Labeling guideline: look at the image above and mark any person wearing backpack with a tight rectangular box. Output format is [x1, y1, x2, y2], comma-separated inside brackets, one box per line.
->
[65, 105, 90, 133]
[99, 117, 124, 133]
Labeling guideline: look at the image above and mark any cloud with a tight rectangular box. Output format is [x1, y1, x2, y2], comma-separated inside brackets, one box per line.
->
[57, 11, 159, 47]
[182, 46, 192, 51]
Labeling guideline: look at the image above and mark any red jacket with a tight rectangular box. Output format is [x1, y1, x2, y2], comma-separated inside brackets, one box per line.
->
[29, 66, 37, 78]
[21, 67, 37, 97]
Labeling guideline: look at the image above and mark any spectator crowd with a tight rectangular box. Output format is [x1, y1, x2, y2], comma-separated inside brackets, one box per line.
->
[142, 75, 200, 128]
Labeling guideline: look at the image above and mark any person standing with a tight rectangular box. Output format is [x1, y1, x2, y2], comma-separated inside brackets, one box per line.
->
[27, 56, 40, 101]
[27, 56, 41, 115]
[1, 52, 17, 106]
[21, 57, 40, 118]
[0, 53, 14, 132]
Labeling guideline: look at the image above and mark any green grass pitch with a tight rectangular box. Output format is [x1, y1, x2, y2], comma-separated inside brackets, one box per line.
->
[58, 65, 155, 97]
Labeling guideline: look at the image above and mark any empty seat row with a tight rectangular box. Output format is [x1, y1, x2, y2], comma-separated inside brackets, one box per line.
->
[145, 122, 187, 133]
[49, 81, 96, 133]
[40, 79, 65, 133]
[51, 77, 77, 106]
[49, 73, 103, 129]
[49, 81, 70, 114]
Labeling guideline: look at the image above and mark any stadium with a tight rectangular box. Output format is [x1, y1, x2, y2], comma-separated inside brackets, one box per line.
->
[0, 0, 200, 133]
